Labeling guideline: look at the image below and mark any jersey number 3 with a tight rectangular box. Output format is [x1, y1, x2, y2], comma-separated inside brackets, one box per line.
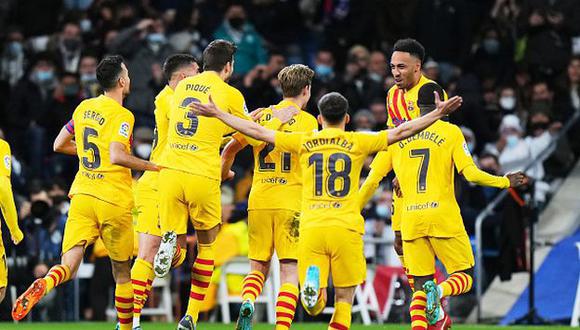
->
[410, 148, 430, 193]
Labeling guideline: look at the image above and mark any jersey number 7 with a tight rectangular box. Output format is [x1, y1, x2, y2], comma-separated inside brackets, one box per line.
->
[410, 148, 430, 193]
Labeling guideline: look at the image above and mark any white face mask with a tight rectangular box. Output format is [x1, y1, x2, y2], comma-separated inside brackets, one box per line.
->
[135, 143, 152, 159]
[499, 96, 516, 111]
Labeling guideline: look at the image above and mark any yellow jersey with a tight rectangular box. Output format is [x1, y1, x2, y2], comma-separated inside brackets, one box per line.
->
[0, 139, 10, 178]
[138, 85, 173, 190]
[274, 128, 389, 234]
[386, 75, 447, 128]
[389, 120, 509, 240]
[236, 100, 318, 211]
[68, 95, 135, 209]
[159, 71, 249, 180]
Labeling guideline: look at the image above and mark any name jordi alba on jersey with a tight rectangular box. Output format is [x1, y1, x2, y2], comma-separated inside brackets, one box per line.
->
[68, 95, 135, 209]
[248, 103, 318, 211]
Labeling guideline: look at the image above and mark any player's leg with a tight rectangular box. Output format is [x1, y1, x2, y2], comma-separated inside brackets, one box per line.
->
[403, 237, 436, 330]
[155, 169, 188, 278]
[273, 210, 300, 330]
[237, 210, 273, 330]
[179, 174, 222, 330]
[12, 194, 98, 320]
[0, 239, 7, 303]
[329, 286, 356, 330]
[394, 230, 415, 291]
[298, 227, 329, 316]
[100, 200, 136, 330]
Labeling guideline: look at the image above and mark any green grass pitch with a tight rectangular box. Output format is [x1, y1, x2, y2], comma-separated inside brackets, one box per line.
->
[0, 323, 573, 330]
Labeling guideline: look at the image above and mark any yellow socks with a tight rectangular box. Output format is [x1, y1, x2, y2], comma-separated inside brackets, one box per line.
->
[410, 291, 428, 330]
[275, 283, 299, 329]
[115, 281, 133, 330]
[171, 247, 187, 268]
[241, 270, 266, 302]
[185, 242, 215, 323]
[439, 272, 473, 297]
[131, 258, 154, 327]
[44, 265, 71, 294]
[328, 301, 352, 330]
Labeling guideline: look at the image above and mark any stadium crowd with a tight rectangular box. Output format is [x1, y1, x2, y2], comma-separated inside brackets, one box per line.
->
[0, 0, 580, 323]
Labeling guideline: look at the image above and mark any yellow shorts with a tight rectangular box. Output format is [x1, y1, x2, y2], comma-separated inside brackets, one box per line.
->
[63, 194, 134, 261]
[158, 169, 221, 234]
[298, 226, 366, 288]
[403, 233, 475, 276]
[248, 209, 300, 261]
[135, 182, 161, 236]
[0, 237, 6, 288]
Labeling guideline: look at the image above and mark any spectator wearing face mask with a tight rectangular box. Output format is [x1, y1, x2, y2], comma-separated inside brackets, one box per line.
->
[78, 54, 99, 98]
[363, 189, 396, 265]
[169, 7, 208, 60]
[132, 127, 154, 161]
[469, 26, 513, 84]
[47, 21, 83, 73]
[485, 114, 531, 175]
[213, 4, 268, 76]
[109, 18, 175, 126]
[43, 72, 83, 142]
[0, 26, 27, 87]
[369, 98, 387, 130]
[353, 109, 376, 132]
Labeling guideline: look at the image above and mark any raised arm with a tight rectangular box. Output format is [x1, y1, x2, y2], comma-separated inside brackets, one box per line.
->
[191, 95, 297, 145]
[110, 142, 159, 172]
[53, 125, 77, 155]
[221, 138, 246, 181]
[387, 92, 462, 145]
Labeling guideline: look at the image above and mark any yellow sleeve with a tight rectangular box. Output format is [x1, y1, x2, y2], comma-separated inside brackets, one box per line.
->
[358, 151, 393, 210]
[0, 177, 23, 242]
[111, 111, 135, 146]
[357, 130, 389, 154]
[452, 127, 510, 188]
[274, 131, 303, 154]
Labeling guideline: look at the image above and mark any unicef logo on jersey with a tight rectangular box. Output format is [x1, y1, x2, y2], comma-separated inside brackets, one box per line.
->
[179, 97, 201, 108]
[3, 155, 10, 170]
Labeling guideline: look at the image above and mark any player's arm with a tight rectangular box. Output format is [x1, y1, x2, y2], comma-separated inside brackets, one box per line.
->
[0, 181, 23, 245]
[191, 95, 296, 145]
[109, 142, 159, 171]
[387, 92, 462, 145]
[221, 138, 247, 181]
[452, 128, 528, 188]
[53, 120, 77, 155]
[358, 151, 393, 210]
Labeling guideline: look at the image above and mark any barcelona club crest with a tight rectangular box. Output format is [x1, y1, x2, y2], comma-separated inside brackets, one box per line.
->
[408, 101, 415, 111]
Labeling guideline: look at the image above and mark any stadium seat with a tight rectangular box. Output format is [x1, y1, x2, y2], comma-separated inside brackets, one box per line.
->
[218, 256, 277, 324]
[571, 242, 580, 326]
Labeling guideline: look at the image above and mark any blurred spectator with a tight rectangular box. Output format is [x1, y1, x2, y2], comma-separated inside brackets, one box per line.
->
[213, 4, 268, 76]
[369, 99, 388, 130]
[43, 72, 83, 142]
[78, 53, 100, 98]
[0, 26, 26, 86]
[364, 189, 396, 265]
[6, 54, 57, 177]
[240, 52, 286, 109]
[341, 45, 383, 112]
[353, 110, 376, 132]
[311, 49, 341, 107]
[469, 25, 514, 85]
[519, 0, 580, 77]
[368, 51, 388, 84]
[169, 6, 208, 60]
[461, 126, 477, 159]
[110, 18, 175, 125]
[485, 114, 531, 175]
[423, 59, 440, 81]
[133, 127, 154, 161]
[47, 21, 83, 73]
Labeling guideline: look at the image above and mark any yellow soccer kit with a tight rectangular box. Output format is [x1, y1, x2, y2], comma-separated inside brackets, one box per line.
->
[233, 100, 318, 261]
[274, 128, 390, 287]
[0, 139, 23, 288]
[158, 71, 250, 234]
[389, 120, 509, 276]
[63, 95, 135, 261]
[135, 85, 173, 236]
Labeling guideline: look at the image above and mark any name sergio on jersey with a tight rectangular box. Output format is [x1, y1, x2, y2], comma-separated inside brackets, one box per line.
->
[83, 110, 106, 125]
[303, 137, 354, 152]
[398, 130, 446, 149]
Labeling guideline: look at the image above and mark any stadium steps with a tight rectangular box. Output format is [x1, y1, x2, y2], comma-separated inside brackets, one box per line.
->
[467, 161, 580, 323]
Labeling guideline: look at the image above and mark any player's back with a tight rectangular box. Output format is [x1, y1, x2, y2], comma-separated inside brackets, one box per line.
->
[69, 95, 134, 209]
[391, 120, 467, 238]
[160, 71, 247, 180]
[249, 101, 318, 211]
[277, 128, 389, 234]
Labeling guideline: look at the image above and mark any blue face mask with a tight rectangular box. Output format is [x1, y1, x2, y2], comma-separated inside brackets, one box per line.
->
[375, 204, 390, 218]
[147, 33, 166, 44]
[36, 70, 54, 83]
[315, 64, 333, 78]
[483, 38, 500, 54]
[80, 73, 97, 83]
[8, 41, 23, 57]
[506, 134, 519, 149]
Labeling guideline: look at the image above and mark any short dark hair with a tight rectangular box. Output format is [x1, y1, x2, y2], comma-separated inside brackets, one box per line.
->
[317, 92, 349, 124]
[393, 38, 425, 63]
[163, 54, 197, 80]
[96, 55, 125, 91]
[202, 39, 237, 72]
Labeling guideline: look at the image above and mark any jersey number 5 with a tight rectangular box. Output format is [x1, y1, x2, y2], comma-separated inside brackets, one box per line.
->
[410, 148, 430, 193]
[258, 143, 291, 172]
[308, 152, 352, 197]
[82, 127, 101, 169]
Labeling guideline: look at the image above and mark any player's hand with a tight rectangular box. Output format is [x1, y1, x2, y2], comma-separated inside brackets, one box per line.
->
[394, 231, 403, 256]
[190, 94, 220, 117]
[11, 230, 24, 245]
[392, 177, 402, 198]
[222, 170, 235, 182]
[273, 106, 299, 124]
[249, 107, 267, 122]
[434, 91, 462, 117]
[506, 171, 528, 187]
